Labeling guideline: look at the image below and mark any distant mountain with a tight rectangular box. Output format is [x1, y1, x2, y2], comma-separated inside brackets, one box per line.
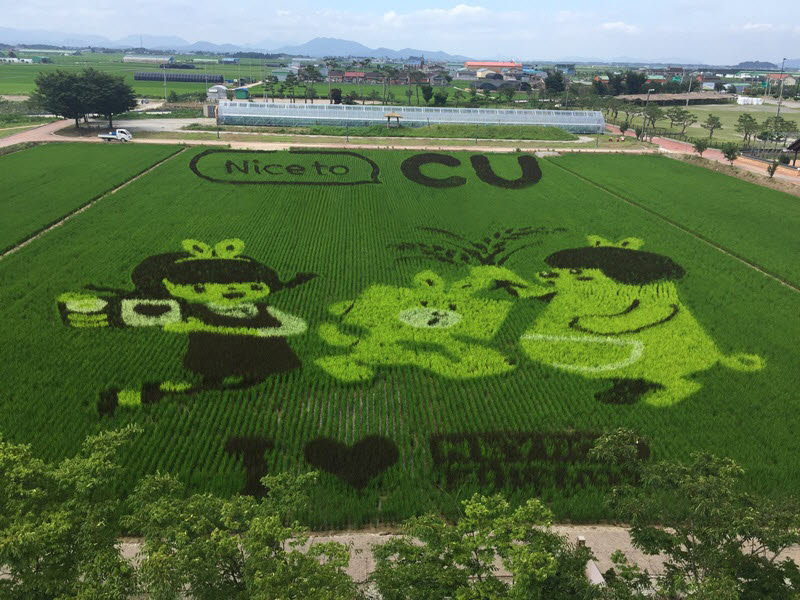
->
[785, 59, 800, 70]
[732, 61, 778, 70]
[269, 37, 467, 61]
[0, 26, 108, 47]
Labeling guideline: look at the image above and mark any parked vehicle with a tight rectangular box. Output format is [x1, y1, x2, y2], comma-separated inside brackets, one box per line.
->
[98, 129, 133, 142]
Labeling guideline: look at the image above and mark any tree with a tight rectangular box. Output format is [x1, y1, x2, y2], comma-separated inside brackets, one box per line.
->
[735, 113, 759, 144]
[721, 142, 740, 165]
[304, 85, 318, 104]
[300, 64, 324, 83]
[666, 106, 691, 130]
[468, 86, 479, 103]
[82, 67, 137, 127]
[624, 71, 647, 95]
[500, 85, 516, 104]
[370, 493, 598, 600]
[284, 72, 297, 103]
[127, 471, 358, 600]
[545, 69, 566, 94]
[453, 88, 464, 107]
[593, 430, 800, 599]
[405, 87, 413, 106]
[619, 120, 629, 136]
[30, 70, 86, 129]
[420, 83, 433, 105]
[608, 72, 625, 96]
[728, 84, 738, 94]
[592, 78, 607, 95]
[643, 104, 665, 132]
[714, 81, 726, 92]
[432, 90, 448, 106]
[409, 70, 426, 105]
[701, 113, 722, 140]
[767, 159, 780, 178]
[680, 114, 698, 134]
[693, 137, 709, 156]
[329, 87, 342, 104]
[0, 427, 138, 599]
[367, 89, 382, 104]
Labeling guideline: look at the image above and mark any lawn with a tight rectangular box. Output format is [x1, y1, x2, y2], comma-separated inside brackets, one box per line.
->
[661, 102, 800, 144]
[0, 143, 182, 252]
[0, 145, 796, 528]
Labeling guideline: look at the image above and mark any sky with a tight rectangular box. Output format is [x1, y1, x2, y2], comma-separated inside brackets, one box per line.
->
[3, 0, 799, 64]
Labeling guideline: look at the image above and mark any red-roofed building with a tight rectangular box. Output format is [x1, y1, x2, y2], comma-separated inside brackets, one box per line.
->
[343, 71, 365, 83]
[465, 61, 522, 71]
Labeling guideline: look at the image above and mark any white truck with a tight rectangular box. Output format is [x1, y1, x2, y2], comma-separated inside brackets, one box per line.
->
[97, 129, 133, 142]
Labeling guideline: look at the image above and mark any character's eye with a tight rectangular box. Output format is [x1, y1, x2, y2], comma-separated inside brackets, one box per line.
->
[570, 269, 583, 275]
[538, 271, 559, 279]
[250, 284, 262, 291]
[193, 284, 205, 293]
[420, 300, 428, 307]
[449, 304, 457, 311]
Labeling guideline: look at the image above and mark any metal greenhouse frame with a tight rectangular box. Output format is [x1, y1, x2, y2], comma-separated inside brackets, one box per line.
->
[216, 101, 605, 133]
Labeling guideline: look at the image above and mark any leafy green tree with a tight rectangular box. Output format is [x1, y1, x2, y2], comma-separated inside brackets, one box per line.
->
[432, 90, 448, 106]
[665, 106, 691, 130]
[735, 113, 759, 144]
[284, 72, 298, 103]
[619, 120, 629, 136]
[421, 83, 434, 104]
[304, 85, 318, 104]
[30, 70, 86, 128]
[701, 113, 722, 140]
[453, 88, 465, 107]
[607, 72, 625, 96]
[0, 427, 139, 600]
[643, 104, 665, 132]
[371, 493, 599, 600]
[593, 430, 800, 599]
[80, 68, 138, 127]
[468, 86, 479, 103]
[329, 87, 342, 104]
[126, 471, 358, 600]
[300, 64, 324, 83]
[367, 89, 382, 104]
[500, 86, 516, 104]
[592, 78, 607, 95]
[692, 137, 710, 156]
[721, 142, 740, 165]
[545, 70, 566, 94]
[767, 159, 780, 178]
[624, 71, 646, 94]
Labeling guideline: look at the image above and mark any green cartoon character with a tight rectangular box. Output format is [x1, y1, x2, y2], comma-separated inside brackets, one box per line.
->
[520, 236, 764, 406]
[316, 266, 535, 382]
[58, 238, 316, 416]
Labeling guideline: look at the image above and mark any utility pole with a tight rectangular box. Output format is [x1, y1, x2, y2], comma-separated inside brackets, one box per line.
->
[776, 58, 787, 117]
[642, 88, 654, 140]
[685, 73, 693, 107]
[163, 67, 167, 103]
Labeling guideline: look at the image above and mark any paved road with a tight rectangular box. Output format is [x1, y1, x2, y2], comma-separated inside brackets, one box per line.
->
[606, 124, 800, 185]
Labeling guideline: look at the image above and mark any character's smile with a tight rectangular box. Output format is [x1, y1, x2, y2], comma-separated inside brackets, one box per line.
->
[223, 292, 246, 299]
[576, 276, 594, 281]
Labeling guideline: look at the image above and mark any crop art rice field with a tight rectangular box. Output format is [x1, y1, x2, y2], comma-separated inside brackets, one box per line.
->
[0, 145, 797, 527]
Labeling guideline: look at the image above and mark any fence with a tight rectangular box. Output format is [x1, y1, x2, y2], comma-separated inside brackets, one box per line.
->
[216, 101, 606, 133]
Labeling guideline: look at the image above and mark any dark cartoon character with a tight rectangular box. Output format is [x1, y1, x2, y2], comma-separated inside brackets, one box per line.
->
[58, 239, 316, 416]
[520, 236, 764, 405]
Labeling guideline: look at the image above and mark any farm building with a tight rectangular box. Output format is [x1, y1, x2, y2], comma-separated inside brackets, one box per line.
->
[193, 58, 219, 64]
[221, 57, 240, 64]
[124, 55, 173, 64]
[271, 68, 292, 82]
[0, 57, 33, 64]
[234, 87, 250, 99]
[207, 85, 229, 100]
[465, 61, 522, 71]
[135, 72, 223, 83]
[216, 101, 605, 133]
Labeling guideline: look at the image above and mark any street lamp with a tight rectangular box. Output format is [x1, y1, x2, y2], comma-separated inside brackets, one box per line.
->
[641, 88, 655, 140]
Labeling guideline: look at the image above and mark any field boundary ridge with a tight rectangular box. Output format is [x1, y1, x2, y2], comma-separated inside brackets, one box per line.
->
[0, 146, 187, 260]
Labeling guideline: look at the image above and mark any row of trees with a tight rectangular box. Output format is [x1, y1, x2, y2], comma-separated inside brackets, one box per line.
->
[31, 68, 137, 128]
[3, 426, 800, 599]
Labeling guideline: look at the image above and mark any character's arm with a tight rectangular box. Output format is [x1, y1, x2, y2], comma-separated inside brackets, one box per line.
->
[463, 265, 554, 299]
[282, 272, 318, 290]
[57, 292, 110, 328]
[571, 299, 680, 335]
[318, 323, 359, 347]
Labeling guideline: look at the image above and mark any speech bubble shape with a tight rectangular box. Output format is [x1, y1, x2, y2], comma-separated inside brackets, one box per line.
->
[189, 149, 381, 186]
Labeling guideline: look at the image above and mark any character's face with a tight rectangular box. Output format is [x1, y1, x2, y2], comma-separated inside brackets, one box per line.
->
[163, 279, 270, 306]
[536, 267, 615, 293]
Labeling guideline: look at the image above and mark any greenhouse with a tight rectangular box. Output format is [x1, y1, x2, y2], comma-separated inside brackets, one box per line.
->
[135, 72, 223, 83]
[216, 102, 605, 133]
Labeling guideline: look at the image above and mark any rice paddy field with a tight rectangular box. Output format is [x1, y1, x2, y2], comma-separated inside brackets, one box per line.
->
[0, 143, 797, 527]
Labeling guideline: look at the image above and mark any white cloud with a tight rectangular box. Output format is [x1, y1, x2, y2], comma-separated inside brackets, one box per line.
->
[600, 21, 641, 34]
[740, 23, 774, 31]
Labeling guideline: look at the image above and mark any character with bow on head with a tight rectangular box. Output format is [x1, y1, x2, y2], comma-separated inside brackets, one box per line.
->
[58, 238, 316, 417]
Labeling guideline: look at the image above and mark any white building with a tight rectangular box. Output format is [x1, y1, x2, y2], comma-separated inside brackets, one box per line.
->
[123, 55, 174, 64]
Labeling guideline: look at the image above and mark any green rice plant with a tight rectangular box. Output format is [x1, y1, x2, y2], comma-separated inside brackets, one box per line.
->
[0, 146, 797, 528]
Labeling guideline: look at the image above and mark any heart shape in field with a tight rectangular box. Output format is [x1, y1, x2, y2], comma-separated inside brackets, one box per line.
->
[304, 436, 399, 490]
